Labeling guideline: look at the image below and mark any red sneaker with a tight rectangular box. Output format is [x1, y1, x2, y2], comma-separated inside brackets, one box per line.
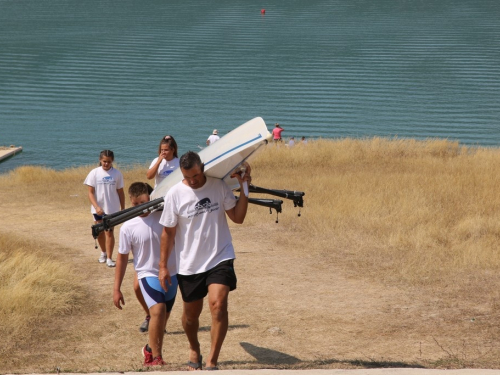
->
[145, 355, 166, 367]
[142, 344, 153, 365]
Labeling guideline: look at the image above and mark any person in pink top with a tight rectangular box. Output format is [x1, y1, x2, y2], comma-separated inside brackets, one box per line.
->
[272, 123, 284, 143]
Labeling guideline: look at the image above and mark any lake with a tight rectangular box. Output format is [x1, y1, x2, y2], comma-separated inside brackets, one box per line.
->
[1, 0, 499, 173]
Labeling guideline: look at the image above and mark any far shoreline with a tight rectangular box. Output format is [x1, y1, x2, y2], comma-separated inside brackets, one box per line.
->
[1, 136, 500, 175]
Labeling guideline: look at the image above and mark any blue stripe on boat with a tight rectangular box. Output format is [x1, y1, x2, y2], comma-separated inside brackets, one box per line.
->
[205, 133, 263, 166]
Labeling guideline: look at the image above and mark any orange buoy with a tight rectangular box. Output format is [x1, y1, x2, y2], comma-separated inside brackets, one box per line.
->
[261, 9, 266, 14]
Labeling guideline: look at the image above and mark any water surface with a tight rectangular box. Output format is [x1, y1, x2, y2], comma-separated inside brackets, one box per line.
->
[1, 0, 499, 172]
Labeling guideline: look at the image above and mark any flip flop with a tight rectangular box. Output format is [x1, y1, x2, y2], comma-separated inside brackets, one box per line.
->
[205, 366, 219, 371]
[187, 354, 202, 370]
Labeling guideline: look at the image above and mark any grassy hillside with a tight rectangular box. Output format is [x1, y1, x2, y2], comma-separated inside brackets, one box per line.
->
[1, 138, 499, 372]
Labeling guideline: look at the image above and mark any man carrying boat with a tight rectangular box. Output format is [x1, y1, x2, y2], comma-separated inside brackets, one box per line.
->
[158, 151, 251, 371]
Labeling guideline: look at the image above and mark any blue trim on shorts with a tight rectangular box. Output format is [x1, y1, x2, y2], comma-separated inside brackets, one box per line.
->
[140, 275, 178, 311]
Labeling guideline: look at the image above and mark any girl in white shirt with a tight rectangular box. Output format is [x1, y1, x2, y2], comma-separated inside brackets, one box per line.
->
[146, 135, 180, 189]
[83, 150, 125, 267]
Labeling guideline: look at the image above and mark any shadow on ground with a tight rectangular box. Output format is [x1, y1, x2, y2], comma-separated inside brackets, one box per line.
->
[220, 342, 428, 369]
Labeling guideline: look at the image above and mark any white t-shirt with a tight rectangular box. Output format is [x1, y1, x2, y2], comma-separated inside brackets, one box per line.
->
[149, 157, 180, 188]
[207, 134, 220, 145]
[83, 166, 124, 214]
[119, 211, 177, 279]
[159, 177, 237, 275]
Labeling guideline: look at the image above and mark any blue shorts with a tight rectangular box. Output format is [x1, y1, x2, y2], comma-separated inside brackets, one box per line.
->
[93, 213, 104, 221]
[139, 275, 178, 312]
[93, 213, 114, 231]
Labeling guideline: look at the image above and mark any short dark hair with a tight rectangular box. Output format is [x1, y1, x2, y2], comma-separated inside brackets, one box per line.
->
[157, 135, 178, 158]
[128, 182, 153, 197]
[180, 151, 204, 171]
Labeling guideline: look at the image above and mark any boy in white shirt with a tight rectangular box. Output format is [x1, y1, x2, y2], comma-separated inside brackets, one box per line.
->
[113, 182, 178, 367]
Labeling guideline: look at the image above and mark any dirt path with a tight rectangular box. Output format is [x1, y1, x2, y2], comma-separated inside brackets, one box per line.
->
[1, 192, 499, 372]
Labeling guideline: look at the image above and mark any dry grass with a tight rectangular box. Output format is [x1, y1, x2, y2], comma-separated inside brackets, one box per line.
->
[0, 163, 148, 208]
[249, 139, 500, 286]
[0, 233, 88, 358]
[1, 138, 500, 373]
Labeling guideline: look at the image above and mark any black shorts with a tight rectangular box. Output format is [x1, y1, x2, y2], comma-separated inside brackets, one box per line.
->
[177, 259, 237, 303]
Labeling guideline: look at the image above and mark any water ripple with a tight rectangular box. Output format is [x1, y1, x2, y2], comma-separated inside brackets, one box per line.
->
[1, 0, 500, 172]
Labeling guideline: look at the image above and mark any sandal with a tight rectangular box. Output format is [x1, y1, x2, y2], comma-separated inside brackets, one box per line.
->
[187, 354, 202, 370]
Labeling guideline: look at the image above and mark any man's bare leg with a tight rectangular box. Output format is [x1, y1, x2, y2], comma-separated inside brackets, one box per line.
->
[206, 283, 230, 368]
[183, 299, 204, 370]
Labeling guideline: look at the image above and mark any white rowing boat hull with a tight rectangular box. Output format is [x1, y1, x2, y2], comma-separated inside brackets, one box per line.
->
[151, 117, 271, 200]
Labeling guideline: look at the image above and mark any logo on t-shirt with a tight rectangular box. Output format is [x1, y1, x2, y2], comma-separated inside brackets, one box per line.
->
[160, 169, 174, 177]
[100, 176, 116, 185]
[188, 197, 220, 218]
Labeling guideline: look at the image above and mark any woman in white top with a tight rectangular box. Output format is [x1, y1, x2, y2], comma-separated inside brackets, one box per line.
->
[146, 135, 180, 189]
[83, 149, 125, 268]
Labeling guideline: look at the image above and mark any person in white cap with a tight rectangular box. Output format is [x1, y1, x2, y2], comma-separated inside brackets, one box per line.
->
[206, 129, 220, 146]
